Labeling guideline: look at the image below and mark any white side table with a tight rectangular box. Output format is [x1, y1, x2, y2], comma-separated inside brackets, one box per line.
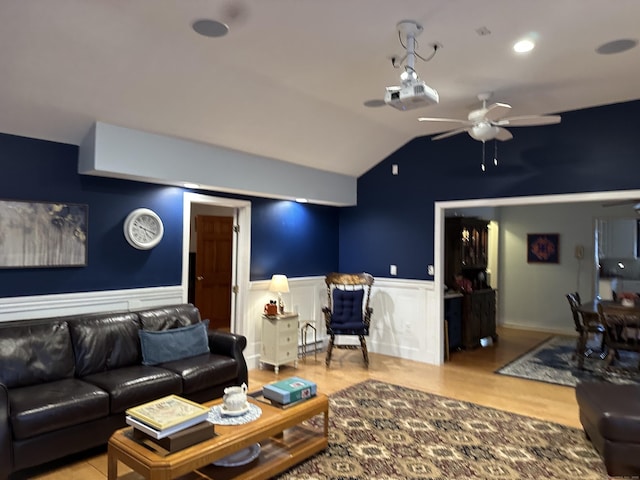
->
[260, 312, 298, 374]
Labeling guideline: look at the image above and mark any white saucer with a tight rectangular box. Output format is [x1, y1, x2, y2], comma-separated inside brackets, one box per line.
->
[213, 443, 261, 467]
[220, 402, 250, 417]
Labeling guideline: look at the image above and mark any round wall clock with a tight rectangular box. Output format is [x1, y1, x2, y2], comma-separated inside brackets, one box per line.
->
[123, 208, 164, 250]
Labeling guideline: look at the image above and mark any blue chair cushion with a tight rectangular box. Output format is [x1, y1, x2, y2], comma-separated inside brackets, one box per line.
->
[330, 289, 367, 334]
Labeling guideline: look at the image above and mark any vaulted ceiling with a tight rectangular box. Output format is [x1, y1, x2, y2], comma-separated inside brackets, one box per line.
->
[1, 1, 639, 177]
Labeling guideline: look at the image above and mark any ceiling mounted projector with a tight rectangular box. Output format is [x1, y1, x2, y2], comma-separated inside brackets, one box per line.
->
[384, 81, 439, 111]
[384, 20, 439, 111]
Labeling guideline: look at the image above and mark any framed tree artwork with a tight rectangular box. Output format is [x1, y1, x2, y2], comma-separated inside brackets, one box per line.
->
[0, 199, 88, 268]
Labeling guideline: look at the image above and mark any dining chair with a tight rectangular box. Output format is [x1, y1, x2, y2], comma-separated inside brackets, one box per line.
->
[566, 293, 605, 368]
[322, 272, 374, 368]
[597, 302, 640, 368]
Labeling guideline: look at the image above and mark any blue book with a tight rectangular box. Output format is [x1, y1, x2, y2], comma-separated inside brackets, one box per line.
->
[262, 377, 317, 405]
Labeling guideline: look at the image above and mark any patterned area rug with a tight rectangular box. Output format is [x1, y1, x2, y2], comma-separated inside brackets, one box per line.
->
[276, 380, 605, 480]
[495, 335, 640, 387]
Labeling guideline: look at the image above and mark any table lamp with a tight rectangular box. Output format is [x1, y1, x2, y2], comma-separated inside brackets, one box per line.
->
[269, 274, 289, 314]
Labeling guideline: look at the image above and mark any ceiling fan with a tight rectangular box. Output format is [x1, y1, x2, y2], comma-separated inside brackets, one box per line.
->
[602, 199, 640, 213]
[418, 92, 561, 142]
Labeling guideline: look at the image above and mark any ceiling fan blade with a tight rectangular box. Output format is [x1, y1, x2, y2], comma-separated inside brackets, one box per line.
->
[484, 102, 512, 122]
[431, 127, 471, 141]
[418, 117, 470, 124]
[495, 127, 513, 141]
[495, 115, 561, 127]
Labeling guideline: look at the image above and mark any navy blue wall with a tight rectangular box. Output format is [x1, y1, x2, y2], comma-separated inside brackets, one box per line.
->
[339, 99, 640, 280]
[250, 198, 339, 280]
[0, 132, 338, 297]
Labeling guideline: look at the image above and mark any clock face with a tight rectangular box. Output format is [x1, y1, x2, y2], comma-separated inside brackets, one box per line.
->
[124, 208, 164, 250]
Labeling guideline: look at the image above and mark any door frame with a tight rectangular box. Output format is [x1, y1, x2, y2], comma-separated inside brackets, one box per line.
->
[182, 192, 251, 335]
[434, 188, 640, 364]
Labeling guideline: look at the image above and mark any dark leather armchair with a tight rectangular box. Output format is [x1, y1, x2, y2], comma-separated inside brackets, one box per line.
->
[322, 272, 374, 368]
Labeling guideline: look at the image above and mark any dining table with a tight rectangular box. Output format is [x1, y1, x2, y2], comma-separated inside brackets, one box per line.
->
[578, 298, 640, 316]
[578, 298, 640, 368]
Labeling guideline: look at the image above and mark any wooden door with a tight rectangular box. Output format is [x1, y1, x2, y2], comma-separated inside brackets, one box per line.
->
[195, 215, 234, 330]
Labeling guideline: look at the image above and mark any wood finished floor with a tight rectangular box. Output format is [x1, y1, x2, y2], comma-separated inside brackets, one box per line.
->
[18, 327, 580, 480]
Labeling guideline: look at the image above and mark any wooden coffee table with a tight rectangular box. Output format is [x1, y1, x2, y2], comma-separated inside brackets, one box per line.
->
[108, 393, 329, 480]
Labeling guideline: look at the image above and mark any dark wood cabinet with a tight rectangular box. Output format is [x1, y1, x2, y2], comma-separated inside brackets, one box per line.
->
[461, 289, 497, 349]
[445, 217, 497, 349]
[444, 217, 490, 290]
[444, 294, 462, 351]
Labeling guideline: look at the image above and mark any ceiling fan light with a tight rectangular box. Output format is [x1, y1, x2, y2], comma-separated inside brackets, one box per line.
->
[469, 123, 499, 142]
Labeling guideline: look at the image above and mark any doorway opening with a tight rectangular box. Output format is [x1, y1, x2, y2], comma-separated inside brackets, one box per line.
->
[434, 189, 640, 364]
[182, 193, 251, 335]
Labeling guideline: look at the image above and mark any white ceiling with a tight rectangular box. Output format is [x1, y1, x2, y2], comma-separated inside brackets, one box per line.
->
[1, 0, 639, 177]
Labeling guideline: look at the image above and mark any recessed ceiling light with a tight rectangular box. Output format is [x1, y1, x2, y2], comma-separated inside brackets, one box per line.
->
[596, 38, 638, 54]
[295, 198, 308, 203]
[513, 39, 535, 53]
[192, 19, 229, 38]
[183, 183, 199, 188]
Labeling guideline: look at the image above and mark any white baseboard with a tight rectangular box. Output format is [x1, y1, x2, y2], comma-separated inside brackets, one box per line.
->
[501, 321, 576, 337]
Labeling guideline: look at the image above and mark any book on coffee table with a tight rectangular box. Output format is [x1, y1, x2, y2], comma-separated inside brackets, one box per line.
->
[126, 395, 209, 435]
[262, 377, 317, 405]
[131, 420, 214, 453]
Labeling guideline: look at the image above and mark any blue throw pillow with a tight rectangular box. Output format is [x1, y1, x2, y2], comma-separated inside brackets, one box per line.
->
[139, 320, 210, 366]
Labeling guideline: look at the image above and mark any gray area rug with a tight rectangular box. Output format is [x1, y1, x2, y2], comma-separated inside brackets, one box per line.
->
[495, 335, 640, 387]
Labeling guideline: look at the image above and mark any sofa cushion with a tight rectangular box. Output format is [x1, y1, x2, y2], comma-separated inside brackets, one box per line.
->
[9, 378, 109, 440]
[136, 303, 201, 331]
[0, 320, 75, 388]
[68, 312, 141, 377]
[139, 320, 210, 366]
[81, 365, 182, 413]
[158, 353, 239, 394]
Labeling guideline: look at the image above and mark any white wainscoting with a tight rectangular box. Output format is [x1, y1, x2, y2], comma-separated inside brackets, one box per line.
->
[369, 278, 439, 365]
[246, 276, 440, 371]
[0, 286, 185, 322]
[0, 277, 442, 368]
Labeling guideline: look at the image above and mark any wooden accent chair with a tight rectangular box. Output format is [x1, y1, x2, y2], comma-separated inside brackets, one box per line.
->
[322, 272, 374, 368]
[566, 292, 605, 368]
[597, 302, 640, 368]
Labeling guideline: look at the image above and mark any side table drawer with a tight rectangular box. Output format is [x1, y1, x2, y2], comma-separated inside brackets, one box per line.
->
[277, 319, 298, 334]
[276, 343, 297, 360]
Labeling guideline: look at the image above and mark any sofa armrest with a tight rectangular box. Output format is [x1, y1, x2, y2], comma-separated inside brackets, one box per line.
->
[207, 331, 248, 385]
[0, 383, 11, 479]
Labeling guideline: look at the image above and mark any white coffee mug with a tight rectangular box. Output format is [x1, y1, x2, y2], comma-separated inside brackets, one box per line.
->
[223, 383, 248, 411]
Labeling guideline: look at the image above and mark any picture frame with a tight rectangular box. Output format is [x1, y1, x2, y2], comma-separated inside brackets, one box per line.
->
[0, 199, 88, 268]
[527, 233, 559, 264]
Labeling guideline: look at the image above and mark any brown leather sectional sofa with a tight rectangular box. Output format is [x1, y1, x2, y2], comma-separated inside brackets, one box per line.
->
[0, 303, 247, 479]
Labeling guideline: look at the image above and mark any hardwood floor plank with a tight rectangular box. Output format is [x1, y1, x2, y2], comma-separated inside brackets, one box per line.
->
[16, 327, 582, 480]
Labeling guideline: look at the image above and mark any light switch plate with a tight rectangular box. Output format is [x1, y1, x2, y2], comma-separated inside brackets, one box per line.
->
[390, 264, 397, 276]
[427, 265, 434, 276]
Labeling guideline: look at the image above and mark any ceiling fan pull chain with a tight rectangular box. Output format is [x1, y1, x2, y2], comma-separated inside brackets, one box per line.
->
[481, 141, 486, 171]
[494, 139, 498, 166]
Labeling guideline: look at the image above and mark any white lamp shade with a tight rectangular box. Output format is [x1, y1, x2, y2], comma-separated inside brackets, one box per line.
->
[269, 274, 289, 293]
